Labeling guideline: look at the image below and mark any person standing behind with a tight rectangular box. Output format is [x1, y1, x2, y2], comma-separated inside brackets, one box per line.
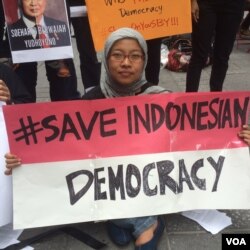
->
[68, 0, 101, 93]
[145, 38, 162, 85]
[0, 0, 5, 56]
[4, 0, 80, 102]
[0, 0, 11, 59]
[186, 0, 245, 92]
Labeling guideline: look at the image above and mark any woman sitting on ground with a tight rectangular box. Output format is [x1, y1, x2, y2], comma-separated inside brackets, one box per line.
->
[4, 27, 250, 250]
[4, 27, 167, 250]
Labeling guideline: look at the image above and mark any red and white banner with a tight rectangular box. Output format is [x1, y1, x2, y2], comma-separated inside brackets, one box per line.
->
[3, 91, 250, 229]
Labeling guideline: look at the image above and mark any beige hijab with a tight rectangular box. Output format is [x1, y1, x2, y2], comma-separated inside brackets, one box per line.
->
[100, 28, 166, 98]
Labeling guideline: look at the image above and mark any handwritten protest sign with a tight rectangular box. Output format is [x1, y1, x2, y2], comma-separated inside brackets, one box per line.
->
[0, 104, 12, 227]
[3, 92, 250, 229]
[2, 0, 73, 63]
[86, 0, 192, 51]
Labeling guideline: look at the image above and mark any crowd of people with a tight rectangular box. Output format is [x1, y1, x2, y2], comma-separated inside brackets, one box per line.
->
[1, 0, 250, 250]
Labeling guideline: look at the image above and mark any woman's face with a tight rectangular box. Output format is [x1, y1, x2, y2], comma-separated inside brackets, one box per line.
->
[107, 38, 145, 86]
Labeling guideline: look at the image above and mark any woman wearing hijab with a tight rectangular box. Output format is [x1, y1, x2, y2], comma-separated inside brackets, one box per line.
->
[4, 27, 167, 250]
[83, 27, 166, 100]
[82, 27, 168, 250]
[5, 27, 250, 249]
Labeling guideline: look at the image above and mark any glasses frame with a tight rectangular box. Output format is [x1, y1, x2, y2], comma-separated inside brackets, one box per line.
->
[109, 52, 144, 63]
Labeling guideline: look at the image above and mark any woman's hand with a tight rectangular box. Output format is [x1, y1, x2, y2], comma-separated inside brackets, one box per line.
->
[238, 125, 250, 146]
[0, 80, 11, 103]
[5, 153, 22, 175]
[191, 0, 199, 23]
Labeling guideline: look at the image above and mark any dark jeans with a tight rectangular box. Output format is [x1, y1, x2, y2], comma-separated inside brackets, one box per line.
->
[15, 59, 80, 102]
[0, 0, 10, 57]
[15, 62, 37, 102]
[146, 38, 162, 85]
[71, 16, 101, 89]
[186, 0, 244, 92]
[0, 0, 4, 44]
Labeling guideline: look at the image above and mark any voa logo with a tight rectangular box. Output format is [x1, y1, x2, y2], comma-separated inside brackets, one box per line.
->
[226, 237, 247, 246]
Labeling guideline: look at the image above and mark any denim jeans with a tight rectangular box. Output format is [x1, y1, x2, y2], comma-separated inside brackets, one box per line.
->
[145, 38, 162, 85]
[186, 0, 245, 92]
[111, 216, 157, 238]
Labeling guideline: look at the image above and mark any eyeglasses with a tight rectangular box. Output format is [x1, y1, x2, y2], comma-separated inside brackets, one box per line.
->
[109, 52, 144, 62]
[23, 0, 43, 2]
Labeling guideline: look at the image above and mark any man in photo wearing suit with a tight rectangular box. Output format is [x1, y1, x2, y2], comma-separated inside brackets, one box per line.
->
[7, 0, 71, 51]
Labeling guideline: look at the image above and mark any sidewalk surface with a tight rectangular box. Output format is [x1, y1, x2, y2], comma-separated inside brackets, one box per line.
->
[18, 37, 250, 250]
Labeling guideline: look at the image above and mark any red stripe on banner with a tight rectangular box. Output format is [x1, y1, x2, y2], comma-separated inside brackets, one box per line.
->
[3, 91, 250, 164]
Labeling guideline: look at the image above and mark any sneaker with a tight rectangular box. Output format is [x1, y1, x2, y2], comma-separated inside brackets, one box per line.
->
[135, 216, 165, 250]
[106, 221, 133, 246]
[239, 29, 250, 39]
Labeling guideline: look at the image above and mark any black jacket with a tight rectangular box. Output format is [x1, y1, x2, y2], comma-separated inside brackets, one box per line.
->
[82, 86, 105, 100]
[82, 82, 156, 100]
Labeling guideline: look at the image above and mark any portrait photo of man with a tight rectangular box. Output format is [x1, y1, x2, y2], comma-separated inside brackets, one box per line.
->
[4, 0, 71, 51]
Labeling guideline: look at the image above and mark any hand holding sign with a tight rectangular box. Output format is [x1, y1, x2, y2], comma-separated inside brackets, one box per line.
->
[4, 153, 21, 176]
[238, 125, 250, 145]
[0, 80, 11, 103]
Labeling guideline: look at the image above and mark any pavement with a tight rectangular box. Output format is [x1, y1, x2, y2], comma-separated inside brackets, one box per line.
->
[17, 37, 250, 250]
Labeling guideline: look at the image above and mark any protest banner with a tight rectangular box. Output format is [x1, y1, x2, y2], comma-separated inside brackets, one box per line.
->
[85, 0, 192, 51]
[3, 91, 250, 229]
[0, 104, 12, 227]
[2, 0, 73, 63]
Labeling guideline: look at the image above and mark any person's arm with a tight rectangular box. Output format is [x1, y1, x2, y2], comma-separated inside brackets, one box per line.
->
[238, 125, 250, 146]
[191, 0, 199, 23]
[0, 79, 11, 103]
[4, 153, 21, 175]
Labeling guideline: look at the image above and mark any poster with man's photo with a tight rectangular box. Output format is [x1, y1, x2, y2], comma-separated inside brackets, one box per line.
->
[2, 0, 73, 63]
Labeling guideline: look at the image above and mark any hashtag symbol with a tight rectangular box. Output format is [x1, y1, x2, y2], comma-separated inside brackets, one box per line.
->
[13, 116, 43, 145]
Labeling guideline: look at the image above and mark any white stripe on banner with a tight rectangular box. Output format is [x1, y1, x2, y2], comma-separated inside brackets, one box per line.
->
[13, 147, 250, 229]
